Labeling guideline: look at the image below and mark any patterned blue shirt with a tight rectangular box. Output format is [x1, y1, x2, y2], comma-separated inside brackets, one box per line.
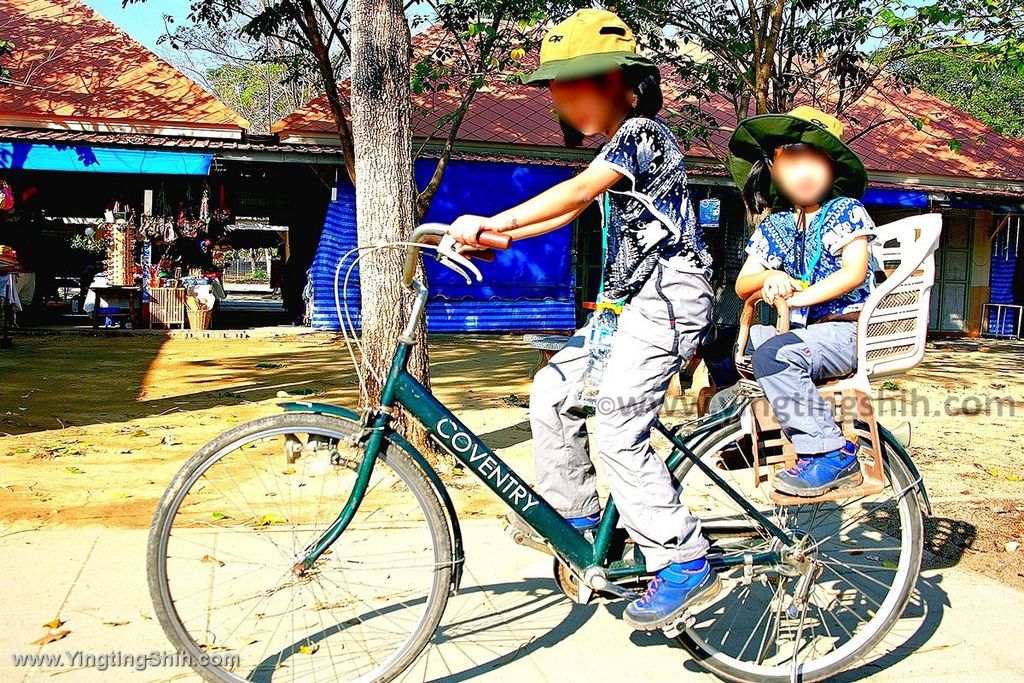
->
[592, 116, 713, 301]
[745, 197, 877, 321]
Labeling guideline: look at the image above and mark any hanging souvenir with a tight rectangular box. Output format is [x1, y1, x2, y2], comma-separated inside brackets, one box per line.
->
[141, 215, 159, 238]
[212, 185, 231, 223]
[199, 182, 210, 223]
[163, 218, 177, 243]
[0, 180, 14, 212]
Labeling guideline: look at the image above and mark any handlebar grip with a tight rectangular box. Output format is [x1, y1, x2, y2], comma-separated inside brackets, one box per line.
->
[459, 247, 497, 263]
[477, 231, 512, 250]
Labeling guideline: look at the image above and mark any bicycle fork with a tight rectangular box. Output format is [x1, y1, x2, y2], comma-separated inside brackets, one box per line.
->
[291, 409, 390, 576]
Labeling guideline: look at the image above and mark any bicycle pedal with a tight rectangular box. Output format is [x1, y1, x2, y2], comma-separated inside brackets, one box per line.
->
[502, 517, 552, 555]
[661, 612, 696, 638]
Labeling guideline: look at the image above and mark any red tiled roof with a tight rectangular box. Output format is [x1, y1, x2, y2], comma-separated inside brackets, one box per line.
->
[845, 86, 1023, 179]
[274, 33, 1024, 185]
[0, 0, 249, 135]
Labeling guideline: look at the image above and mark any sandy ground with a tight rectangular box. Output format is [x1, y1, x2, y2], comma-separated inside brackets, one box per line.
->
[1, 331, 1022, 588]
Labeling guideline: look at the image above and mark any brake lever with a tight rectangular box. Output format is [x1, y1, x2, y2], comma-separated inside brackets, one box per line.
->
[435, 234, 483, 284]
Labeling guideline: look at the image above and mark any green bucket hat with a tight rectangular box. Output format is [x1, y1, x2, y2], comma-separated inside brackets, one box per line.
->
[727, 106, 868, 200]
[522, 9, 659, 86]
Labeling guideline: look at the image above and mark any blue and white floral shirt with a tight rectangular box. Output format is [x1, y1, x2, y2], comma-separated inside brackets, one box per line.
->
[592, 116, 713, 301]
[745, 197, 877, 321]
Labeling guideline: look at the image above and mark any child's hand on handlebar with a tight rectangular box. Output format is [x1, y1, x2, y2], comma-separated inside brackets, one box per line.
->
[761, 270, 802, 304]
[448, 215, 492, 248]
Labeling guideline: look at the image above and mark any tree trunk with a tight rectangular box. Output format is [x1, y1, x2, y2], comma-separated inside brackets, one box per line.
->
[350, 0, 432, 448]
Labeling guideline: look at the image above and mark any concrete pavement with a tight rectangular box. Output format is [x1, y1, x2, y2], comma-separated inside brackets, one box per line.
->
[1, 520, 1023, 683]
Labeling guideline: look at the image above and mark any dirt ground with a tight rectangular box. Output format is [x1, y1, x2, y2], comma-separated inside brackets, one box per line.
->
[1, 330, 1022, 588]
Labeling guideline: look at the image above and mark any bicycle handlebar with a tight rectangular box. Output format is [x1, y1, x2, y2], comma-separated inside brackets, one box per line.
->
[734, 293, 791, 366]
[402, 223, 511, 288]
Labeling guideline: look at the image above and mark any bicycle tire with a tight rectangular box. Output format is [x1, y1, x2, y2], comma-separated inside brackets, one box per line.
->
[670, 421, 924, 683]
[147, 412, 453, 683]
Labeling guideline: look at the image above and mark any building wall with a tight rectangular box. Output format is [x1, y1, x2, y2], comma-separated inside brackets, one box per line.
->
[310, 158, 1013, 338]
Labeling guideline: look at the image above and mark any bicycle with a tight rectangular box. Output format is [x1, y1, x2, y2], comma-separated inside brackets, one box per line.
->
[148, 215, 941, 683]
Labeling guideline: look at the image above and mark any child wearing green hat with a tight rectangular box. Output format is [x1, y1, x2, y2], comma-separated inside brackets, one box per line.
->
[729, 106, 877, 497]
[447, 9, 719, 631]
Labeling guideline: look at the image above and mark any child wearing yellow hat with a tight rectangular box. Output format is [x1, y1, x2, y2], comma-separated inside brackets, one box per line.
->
[730, 106, 877, 498]
[447, 9, 719, 631]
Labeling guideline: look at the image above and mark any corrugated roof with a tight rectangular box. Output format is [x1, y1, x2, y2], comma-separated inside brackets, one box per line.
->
[0, 126, 334, 154]
[0, 0, 249, 135]
[274, 31, 1024, 186]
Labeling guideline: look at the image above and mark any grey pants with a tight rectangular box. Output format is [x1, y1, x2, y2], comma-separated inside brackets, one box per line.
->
[749, 322, 858, 455]
[530, 261, 713, 571]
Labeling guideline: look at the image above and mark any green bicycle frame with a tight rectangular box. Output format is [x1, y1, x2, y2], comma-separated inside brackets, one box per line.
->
[293, 338, 793, 576]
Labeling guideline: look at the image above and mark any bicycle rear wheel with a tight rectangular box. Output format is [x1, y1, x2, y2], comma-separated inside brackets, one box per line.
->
[147, 412, 453, 683]
[671, 421, 923, 682]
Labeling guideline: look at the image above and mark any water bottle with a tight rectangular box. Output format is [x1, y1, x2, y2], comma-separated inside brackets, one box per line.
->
[573, 305, 620, 411]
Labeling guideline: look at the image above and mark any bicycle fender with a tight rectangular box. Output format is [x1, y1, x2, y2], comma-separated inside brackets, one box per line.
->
[279, 401, 466, 592]
[878, 422, 932, 516]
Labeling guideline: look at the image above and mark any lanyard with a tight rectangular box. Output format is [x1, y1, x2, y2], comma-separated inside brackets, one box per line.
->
[797, 198, 837, 287]
[599, 191, 609, 295]
[596, 192, 624, 313]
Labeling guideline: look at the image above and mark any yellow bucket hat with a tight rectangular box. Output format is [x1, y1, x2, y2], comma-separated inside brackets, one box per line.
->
[522, 9, 658, 86]
[727, 106, 868, 199]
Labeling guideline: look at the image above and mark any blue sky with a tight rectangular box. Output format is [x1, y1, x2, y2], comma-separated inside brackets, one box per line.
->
[82, 0, 193, 56]
[81, 0, 434, 67]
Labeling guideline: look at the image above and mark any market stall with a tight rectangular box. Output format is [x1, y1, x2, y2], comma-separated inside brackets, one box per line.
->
[71, 182, 232, 330]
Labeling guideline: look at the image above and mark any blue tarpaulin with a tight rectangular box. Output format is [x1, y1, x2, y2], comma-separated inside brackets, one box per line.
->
[0, 142, 212, 175]
[310, 157, 578, 332]
[862, 187, 928, 208]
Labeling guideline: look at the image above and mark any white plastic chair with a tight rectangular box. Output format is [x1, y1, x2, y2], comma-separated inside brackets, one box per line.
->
[733, 212, 943, 503]
[855, 213, 943, 380]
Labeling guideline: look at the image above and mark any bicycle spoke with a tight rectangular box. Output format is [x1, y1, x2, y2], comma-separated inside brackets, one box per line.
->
[673, 420, 922, 680]
[151, 419, 450, 683]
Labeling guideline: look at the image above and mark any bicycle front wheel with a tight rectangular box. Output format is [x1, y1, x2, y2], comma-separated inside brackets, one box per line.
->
[147, 412, 453, 683]
[672, 421, 923, 683]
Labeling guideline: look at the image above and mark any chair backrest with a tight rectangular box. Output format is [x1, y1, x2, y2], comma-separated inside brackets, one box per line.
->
[857, 213, 942, 379]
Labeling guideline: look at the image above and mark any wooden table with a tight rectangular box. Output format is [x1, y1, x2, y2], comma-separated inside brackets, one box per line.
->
[90, 285, 140, 328]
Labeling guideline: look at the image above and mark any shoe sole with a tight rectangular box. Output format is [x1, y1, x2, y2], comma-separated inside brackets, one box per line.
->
[773, 470, 864, 498]
[623, 572, 723, 632]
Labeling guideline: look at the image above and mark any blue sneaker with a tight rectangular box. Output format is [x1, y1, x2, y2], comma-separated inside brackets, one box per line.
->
[773, 441, 863, 497]
[623, 558, 721, 631]
[566, 513, 600, 531]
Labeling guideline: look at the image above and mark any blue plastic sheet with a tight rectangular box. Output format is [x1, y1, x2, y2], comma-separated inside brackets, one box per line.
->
[415, 158, 575, 301]
[309, 157, 578, 332]
[862, 187, 928, 208]
[0, 142, 212, 175]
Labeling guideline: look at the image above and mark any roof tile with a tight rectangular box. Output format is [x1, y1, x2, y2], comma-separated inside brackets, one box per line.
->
[274, 34, 1024, 183]
[0, 0, 249, 132]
